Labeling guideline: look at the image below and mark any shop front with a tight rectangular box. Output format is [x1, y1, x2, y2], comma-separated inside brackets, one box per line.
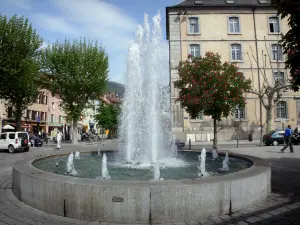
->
[1, 119, 46, 133]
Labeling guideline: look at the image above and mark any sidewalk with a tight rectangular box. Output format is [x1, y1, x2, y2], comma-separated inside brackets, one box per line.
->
[185, 139, 261, 146]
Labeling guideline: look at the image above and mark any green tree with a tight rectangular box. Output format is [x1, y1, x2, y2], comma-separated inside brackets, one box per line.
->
[0, 15, 43, 130]
[272, 0, 300, 91]
[174, 52, 251, 150]
[40, 38, 108, 143]
[94, 104, 120, 139]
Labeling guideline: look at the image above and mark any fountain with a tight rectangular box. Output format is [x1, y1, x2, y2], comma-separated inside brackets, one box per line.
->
[153, 163, 160, 181]
[66, 153, 77, 175]
[12, 11, 271, 225]
[101, 153, 110, 179]
[198, 148, 208, 177]
[75, 150, 80, 159]
[119, 12, 173, 164]
[212, 149, 218, 160]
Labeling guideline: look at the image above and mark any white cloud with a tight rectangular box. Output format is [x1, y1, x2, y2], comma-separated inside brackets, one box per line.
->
[32, 13, 80, 36]
[47, 0, 138, 50]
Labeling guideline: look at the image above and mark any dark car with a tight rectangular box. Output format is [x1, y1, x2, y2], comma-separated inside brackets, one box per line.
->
[29, 134, 43, 147]
[175, 139, 185, 148]
[263, 130, 300, 146]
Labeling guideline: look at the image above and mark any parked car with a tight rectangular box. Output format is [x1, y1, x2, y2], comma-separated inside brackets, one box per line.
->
[175, 139, 185, 148]
[0, 132, 30, 153]
[29, 134, 43, 147]
[263, 130, 300, 146]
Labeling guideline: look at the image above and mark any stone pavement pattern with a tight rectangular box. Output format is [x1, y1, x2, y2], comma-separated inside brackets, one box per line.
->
[0, 142, 299, 225]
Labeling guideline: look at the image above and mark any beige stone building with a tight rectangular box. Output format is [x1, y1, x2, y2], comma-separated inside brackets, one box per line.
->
[166, 0, 300, 141]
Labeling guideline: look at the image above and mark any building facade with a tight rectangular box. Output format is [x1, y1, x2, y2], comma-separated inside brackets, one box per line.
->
[0, 89, 66, 136]
[166, 0, 300, 141]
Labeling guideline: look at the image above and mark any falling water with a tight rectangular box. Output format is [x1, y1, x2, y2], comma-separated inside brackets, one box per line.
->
[153, 163, 160, 181]
[119, 12, 172, 164]
[102, 153, 110, 179]
[66, 153, 77, 175]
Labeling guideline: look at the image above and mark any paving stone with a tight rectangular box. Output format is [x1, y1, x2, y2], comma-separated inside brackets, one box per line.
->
[236, 221, 249, 225]
[256, 213, 273, 219]
[187, 221, 200, 225]
[245, 216, 261, 223]
[268, 209, 283, 216]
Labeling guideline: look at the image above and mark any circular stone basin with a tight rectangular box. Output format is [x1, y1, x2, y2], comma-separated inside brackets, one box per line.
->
[12, 151, 271, 224]
[32, 151, 253, 180]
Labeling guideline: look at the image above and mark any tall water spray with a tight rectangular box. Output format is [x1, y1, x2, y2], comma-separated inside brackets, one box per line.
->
[119, 12, 172, 164]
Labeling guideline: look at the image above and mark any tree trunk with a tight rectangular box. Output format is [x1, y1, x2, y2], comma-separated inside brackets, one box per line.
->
[266, 108, 272, 133]
[72, 119, 78, 144]
[15, 104, 22, 131]
[212, 117, 219, 151]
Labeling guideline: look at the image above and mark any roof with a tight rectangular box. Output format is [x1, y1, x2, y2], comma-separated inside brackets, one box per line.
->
[166, 0, 275, 39]
[172, 0, 272, 7]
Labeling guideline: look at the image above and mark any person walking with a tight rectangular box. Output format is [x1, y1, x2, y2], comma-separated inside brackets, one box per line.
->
[281, 125, 294, 153]
[56, 130, 62, 150]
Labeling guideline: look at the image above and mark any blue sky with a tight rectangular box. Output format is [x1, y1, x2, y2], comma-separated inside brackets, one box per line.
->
[1, 0, 181, 84]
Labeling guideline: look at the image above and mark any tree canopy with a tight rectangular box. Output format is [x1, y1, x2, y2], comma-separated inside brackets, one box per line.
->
[174, 52, 251, 149]
[272, 0, 300, 91]
[39, 38, 109, 143]
[0, 15, 43, 130]
[94, 104, 120, 138]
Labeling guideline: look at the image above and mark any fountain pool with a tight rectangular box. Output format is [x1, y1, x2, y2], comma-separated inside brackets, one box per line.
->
[32, 151, 252, 181]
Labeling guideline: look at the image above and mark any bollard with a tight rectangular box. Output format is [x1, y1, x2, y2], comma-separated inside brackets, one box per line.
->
[189, 139, 191, 150]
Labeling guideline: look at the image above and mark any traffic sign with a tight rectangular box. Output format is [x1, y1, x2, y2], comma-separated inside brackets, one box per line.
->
[36, 116, 40, 122]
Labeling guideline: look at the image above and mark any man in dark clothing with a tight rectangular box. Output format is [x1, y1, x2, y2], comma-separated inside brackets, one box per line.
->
[281, 125, 294, 153]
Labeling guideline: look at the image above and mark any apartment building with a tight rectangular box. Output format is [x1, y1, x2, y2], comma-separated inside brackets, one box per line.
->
[166, 0, 300, 141]
[1, 89, 66, 135]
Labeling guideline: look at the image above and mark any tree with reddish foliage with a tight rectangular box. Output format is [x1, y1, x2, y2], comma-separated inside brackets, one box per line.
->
[272, 0, 300, 91]
[174, 52, 251, 150]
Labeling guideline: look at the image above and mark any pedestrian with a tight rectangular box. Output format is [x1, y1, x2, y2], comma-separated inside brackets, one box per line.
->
[294, 127, 299, 136]
[281, 125, 294, 153]
[56, 130, 62, 149]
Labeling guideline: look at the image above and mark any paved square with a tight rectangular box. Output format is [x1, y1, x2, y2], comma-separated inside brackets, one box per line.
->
[0, 141, 299, 224]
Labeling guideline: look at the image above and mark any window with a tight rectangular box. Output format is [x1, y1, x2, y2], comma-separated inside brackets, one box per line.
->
[8, 133, 15, 139]
[188, 17, 199, 34]
[189, 44, 200, 57]
[50, 114, 55, 122]
[231, 44, 242, 61]
[26, 110, 31, 119]
[52, 102, 55, 110]
[41, 112, 45, 122]
[235, 106, 245, 119]
[271, 44, 283, 61]
[7, 107, 12, 118]
[228, 17, 240, 33]
[190, 112, 203, 120]
[269, 17, 280, 33]
[197, 112, 203, 120]
[0, 134, 7, 140]
[31, 111, 37, 120]
[274, 71, 284, 84]
[59, 115, 62, 123]
[44, 96, 48, 105]
[276, 101, 287, 118]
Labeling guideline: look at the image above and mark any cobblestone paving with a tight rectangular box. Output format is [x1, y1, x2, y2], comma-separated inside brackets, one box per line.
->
[0, 143, 299, 225]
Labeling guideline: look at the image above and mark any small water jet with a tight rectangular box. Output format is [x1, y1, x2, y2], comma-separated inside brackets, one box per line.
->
[66, 153, 77, 176]
[198, 148, 208, 177]
[101, 153, 110, 179]
[212, 149, 218, 160]
[75, 150, 80, 159]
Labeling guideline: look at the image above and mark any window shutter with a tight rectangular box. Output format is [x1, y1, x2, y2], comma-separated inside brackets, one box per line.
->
[286, 101, 289, 119]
